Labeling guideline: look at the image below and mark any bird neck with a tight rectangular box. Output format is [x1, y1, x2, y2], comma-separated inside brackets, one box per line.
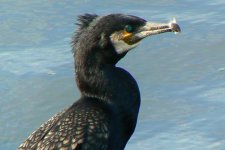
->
[74, 45, 126, 101]
[75, 55, 115, 101]
[74, 50, 141, 138]
[74, 47, 139, 107]
[75, 55, 140, 105]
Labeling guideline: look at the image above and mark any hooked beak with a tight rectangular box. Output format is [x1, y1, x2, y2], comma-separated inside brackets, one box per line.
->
[133, 18, 181, 41]
[110, 18, 181, 54]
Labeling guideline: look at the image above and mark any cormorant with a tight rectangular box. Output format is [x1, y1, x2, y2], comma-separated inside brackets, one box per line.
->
[18, 14, 180, 150]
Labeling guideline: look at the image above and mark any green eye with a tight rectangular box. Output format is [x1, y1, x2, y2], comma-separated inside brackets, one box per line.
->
[125, 25, 133, 33]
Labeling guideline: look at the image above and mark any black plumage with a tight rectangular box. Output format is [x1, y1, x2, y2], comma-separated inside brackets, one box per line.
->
[18, 13, 180, 150]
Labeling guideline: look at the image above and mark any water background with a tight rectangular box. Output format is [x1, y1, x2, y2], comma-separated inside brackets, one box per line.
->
[1, 0, 225, 149]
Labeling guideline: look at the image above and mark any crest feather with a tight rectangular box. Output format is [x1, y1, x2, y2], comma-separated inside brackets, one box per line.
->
[72, 14, 99, 54]
[76, 14, 98, 29]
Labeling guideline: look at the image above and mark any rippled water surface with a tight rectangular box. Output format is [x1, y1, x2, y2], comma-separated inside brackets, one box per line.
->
[1, 0, 225, 149]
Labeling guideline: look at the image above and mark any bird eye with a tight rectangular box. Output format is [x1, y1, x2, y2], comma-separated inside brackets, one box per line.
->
[125, 25, 133, 33]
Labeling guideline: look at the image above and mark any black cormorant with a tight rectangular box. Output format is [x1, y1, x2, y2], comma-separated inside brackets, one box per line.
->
[18, 14, 180, 150]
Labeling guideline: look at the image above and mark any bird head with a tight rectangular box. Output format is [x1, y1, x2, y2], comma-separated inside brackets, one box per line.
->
[73, 14, 180, 65]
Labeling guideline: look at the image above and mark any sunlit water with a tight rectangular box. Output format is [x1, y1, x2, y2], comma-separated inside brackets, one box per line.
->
[1, 0, 225, 149]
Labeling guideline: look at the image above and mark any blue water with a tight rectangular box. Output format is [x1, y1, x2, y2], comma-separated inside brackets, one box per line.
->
[1, 0, 225, 149]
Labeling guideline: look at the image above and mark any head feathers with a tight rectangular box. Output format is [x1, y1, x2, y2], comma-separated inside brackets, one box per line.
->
[76, 14, 98, 29]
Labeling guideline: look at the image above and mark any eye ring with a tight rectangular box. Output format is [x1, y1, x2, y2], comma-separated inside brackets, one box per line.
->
[125, 25, 133, 33]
